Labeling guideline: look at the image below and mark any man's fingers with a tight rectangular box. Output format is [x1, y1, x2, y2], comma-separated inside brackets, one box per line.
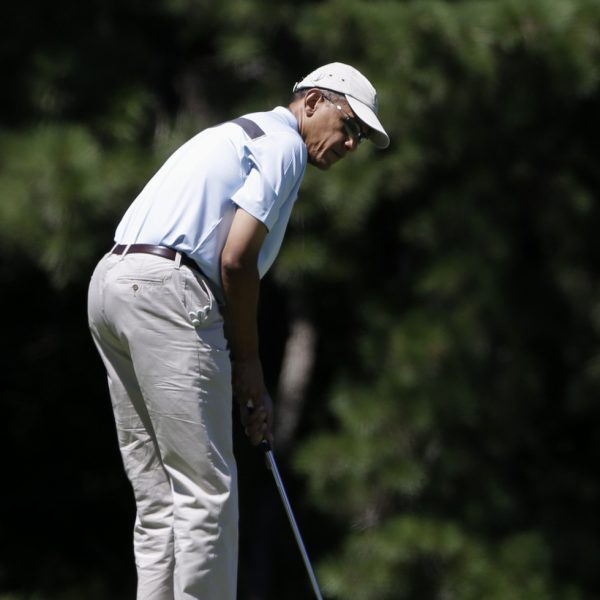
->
[241, 403, 271, 445]
[240, 394, 273, 445]
[240, 404, 265, 424]
[247, 409, 267, 431]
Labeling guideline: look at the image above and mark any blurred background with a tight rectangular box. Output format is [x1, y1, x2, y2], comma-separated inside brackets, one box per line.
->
[1, 0, 600, 598]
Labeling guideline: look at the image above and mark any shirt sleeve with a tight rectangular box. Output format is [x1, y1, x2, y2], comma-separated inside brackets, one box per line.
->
[231, 131, 306, 231]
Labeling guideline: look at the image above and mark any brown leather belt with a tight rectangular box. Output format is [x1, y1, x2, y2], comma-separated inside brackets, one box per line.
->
[111, 244, 202, 274]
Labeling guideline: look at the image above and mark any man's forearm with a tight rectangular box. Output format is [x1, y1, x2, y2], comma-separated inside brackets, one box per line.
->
[221, 260, 260, 361]
[220, 207, 269, 405]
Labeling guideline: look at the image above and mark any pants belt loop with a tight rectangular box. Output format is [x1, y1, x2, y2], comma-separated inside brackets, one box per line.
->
[119, 243, 132, 260]
[174, 251, 183, 269]
[109, 242, 118, 254]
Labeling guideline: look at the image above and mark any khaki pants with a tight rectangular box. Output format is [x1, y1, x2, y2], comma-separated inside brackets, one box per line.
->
[87, 252, 237, 600]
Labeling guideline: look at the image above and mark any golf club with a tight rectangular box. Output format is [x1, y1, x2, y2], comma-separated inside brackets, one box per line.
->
[258, 439, 324, 600]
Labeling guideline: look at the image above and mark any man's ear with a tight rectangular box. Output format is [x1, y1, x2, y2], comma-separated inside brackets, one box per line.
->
[303, 89, 323, 116]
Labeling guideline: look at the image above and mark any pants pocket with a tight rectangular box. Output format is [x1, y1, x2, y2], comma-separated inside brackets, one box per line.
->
[181, 269, 229, 353]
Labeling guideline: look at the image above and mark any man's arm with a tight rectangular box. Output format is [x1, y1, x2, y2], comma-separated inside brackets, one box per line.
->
[221, 207, 273, 445]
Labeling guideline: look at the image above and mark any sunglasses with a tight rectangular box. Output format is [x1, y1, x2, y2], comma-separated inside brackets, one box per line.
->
[322, 95, 367, 144]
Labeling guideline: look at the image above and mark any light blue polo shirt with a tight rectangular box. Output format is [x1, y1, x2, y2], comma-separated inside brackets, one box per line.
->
[114, 107, 307, 298]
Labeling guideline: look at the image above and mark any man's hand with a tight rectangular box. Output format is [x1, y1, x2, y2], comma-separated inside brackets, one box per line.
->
[233, 357, 273, 445]
[239, 395, 273, 446]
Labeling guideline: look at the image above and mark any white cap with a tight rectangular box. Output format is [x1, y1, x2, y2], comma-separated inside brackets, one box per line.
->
[293, 62, 390, 149]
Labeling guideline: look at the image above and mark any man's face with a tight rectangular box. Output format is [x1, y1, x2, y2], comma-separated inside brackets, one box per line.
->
[303, 93, 369, 170]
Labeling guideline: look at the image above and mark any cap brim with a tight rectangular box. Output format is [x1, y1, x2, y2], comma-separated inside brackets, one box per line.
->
[346, 96, 390, 149]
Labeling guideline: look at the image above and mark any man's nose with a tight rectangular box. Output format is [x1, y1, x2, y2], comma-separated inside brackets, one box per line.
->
[345, 137, 360, 152]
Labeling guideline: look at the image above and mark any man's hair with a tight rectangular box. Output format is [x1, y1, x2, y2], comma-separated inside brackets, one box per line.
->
[290, 88, 345, 104]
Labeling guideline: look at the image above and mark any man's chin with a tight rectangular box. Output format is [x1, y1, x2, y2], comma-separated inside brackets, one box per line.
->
[308, 153, 335, 171]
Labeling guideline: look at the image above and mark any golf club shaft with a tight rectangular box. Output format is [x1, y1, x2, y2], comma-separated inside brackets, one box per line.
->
[265, 447, 323, 600]
[246, 402, 324, 598]
[262, 444, 324, 600]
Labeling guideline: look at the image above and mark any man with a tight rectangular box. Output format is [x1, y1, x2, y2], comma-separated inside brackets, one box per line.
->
[87, 62, 389, 600]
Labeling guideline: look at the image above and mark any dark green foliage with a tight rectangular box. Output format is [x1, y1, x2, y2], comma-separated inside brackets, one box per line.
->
[287, 2, 600, 598]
